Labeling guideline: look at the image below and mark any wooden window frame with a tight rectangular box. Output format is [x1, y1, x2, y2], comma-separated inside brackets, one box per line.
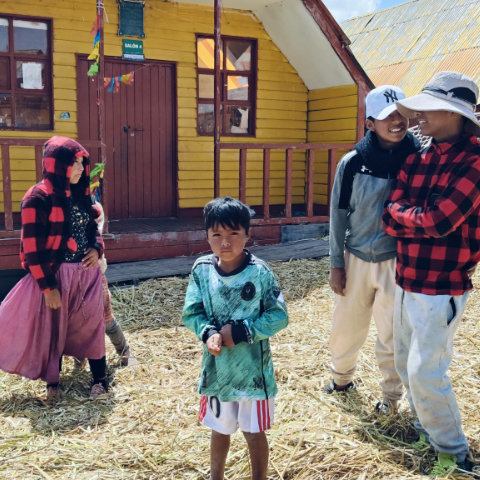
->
[0, 14, 53, 131]
[196, 33, 257, 137]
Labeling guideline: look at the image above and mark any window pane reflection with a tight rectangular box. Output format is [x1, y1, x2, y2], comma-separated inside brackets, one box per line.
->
[225, 106, 250, 134]
[226, 41, 251, 71]
[198, 103, 214, 135]
[197, 37, 223, 69]
[0, 18, 8, 52]
[15, 94, 51, 129]
[13, 20, 48, 54]
[0, 93, 12, 128]
[227, 75, 249, 101]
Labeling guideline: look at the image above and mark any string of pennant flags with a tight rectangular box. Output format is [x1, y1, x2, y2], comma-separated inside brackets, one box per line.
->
[87, 10, 150, 93]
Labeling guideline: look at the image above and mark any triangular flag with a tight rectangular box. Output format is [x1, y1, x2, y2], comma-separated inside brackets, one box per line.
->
[104, 77, 111, 87]
[88, 45, 100, 61]
[107, 77, 115, 93]
[93, 30, 101, 47]
[87, 62, 99, 77]
[114, 76, 120, 93]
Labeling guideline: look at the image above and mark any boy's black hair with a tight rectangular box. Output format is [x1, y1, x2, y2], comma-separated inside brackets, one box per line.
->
[203, 196, 253, 233]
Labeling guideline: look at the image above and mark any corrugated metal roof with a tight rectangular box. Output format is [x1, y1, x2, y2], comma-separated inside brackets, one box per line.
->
[341, 0, 480, 96]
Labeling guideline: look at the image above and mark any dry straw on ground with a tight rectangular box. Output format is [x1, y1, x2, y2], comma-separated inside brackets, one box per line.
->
[0, 258, 479, 479]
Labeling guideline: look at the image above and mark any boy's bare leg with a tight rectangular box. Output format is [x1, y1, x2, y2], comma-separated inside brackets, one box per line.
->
[243, 432, 269, 480]
[210, 431, 230, 480]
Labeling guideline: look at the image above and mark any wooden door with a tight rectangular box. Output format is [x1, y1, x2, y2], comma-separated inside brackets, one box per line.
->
[77, 57, 176, 219]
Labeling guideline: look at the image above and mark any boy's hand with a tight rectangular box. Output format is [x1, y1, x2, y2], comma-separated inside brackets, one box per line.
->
[207, 333, 223, 356]
[219, 324, 235, 347]
[44, 288, 62, 309]
[329, 267, 346, 296]
[82, 248, 99, 268]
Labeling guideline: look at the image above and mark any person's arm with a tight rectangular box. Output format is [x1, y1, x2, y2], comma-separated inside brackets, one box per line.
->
[182, 269, 219, 342]
[21, 195, 58, 291]
[385, 157, 480, 237]
[382, 155, 430, 238]
[329, 157, 349, 269]
[221, 270, 288, 345]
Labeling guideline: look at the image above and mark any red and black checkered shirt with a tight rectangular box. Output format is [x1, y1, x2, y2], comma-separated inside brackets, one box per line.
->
[383, 135, 480, 295]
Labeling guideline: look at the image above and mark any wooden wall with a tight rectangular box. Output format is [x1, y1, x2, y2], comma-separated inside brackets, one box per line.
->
[0, 0, 310, 212]
[307, 84, 358, 204]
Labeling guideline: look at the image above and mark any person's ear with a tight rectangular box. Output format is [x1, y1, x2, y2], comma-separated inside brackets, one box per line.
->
[365, 118, 376, 132]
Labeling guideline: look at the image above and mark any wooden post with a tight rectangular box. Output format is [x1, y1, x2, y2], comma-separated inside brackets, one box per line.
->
[213, 0, 222, 198]
[306, 148, 314, 218]
[262, 148, 271, 220]
[96, 0, 109, 232]
[239, 148, 247, 203]
[1, 145, 13, 231]
[285, 148, 293, 218]
[34, 145, 43, 181]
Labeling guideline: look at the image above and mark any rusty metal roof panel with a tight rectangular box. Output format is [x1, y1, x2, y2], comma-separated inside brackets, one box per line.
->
[342, 0, 480, 95]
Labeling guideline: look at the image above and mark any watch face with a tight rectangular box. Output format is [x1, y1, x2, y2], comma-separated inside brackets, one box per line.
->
[241, 281, 256, 301]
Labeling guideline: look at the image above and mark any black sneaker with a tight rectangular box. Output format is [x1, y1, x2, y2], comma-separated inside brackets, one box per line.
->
[323, 380, 355, 394]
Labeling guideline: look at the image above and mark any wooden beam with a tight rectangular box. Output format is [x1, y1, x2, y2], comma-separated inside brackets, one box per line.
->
[213, 0, 222, 198]
[1, 145, 13, 231]
[306, 149, 315, 218]
[302, 0, 373, 94]
[262, 148, 271, 220]
[239, 148, 247, 203]
[285, 148, 293, 218]
[97, 0, 109, 233]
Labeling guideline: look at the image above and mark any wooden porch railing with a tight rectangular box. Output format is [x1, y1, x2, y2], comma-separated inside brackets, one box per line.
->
[220, 142, 353, 225]
[0, 138, 103, 234]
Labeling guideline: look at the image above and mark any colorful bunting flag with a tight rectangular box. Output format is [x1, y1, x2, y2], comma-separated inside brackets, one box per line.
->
[102, 72, 135, 93]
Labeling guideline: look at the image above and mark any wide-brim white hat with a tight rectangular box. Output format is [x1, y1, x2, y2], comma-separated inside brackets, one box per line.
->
[396, 71, 480, 135]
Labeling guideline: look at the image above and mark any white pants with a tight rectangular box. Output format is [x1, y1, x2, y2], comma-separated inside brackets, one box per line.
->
[198, 395, 275, 435]
[329, 252, 403, 402]
[394, 287, 469, 461]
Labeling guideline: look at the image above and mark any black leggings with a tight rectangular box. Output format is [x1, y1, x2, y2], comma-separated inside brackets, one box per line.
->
[47, 355, 107, 389]
[88, 356, 107, 385]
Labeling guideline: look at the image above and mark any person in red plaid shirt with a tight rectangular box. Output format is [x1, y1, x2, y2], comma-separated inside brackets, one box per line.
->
[383, 71, 480, 477]
[0, 136, 108, 402]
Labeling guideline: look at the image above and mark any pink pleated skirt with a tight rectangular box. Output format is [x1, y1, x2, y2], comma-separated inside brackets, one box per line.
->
[0, 263, 105, 384]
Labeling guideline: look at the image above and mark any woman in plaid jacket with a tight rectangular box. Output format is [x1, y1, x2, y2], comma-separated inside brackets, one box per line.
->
[0, 136, 108, 401]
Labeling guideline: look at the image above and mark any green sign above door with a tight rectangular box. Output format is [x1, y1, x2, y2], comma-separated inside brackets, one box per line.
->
[122, 39, 144, 61]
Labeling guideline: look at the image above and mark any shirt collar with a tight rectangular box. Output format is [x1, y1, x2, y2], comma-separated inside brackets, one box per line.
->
[431, 135, 472, 155]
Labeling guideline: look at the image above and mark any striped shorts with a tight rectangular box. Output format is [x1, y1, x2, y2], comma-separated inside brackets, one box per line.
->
[198, 395, 275, 435]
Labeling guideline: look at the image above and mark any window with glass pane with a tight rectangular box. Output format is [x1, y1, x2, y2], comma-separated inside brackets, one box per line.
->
[0, 16, 52, 130]
[0, 18, 8, 52]
[13, 20, 48, 55]
[196, 35, 256, 136]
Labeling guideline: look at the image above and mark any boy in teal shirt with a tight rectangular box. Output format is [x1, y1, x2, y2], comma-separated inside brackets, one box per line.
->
[183, 196, 288, 480]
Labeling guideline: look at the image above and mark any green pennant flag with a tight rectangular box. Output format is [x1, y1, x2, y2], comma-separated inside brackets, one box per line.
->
[87, 62, 99, 77]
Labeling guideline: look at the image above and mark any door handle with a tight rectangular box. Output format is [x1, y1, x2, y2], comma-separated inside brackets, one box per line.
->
[123, 125, 130, 133]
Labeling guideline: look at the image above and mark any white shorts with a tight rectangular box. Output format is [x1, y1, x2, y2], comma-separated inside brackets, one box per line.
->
[198, 395, 275, 435]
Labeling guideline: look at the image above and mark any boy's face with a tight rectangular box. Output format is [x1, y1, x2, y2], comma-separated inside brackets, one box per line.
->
[415, 110, 462, 139]
[366, 110, 408, 148]
[207, 223, 249, 266]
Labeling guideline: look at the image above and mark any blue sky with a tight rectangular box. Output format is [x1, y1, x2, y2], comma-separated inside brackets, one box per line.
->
[323, 0, 410, 22]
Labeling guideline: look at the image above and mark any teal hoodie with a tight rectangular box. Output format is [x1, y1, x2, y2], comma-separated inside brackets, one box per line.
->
[182, 251, 288, 401]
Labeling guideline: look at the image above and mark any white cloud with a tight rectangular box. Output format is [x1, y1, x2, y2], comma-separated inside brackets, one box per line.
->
[322, 0, 379, 22]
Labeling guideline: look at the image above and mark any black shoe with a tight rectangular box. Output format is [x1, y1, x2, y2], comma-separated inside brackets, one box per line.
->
[323, 380, 355, 394]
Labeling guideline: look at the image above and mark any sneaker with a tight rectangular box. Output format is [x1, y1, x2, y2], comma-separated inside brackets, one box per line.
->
[430, 453, 479, 478]
[323, 380, 355, 394]
[90, 382, 108, 400]
[374, 400, 398, 415]
[412, 431, 430, 452]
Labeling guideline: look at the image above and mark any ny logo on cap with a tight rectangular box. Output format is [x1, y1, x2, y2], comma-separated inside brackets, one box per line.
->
[383, 89, 398, 103]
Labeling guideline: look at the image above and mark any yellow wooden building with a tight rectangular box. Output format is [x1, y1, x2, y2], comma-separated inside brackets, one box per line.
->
[0, 0, 372, 270]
